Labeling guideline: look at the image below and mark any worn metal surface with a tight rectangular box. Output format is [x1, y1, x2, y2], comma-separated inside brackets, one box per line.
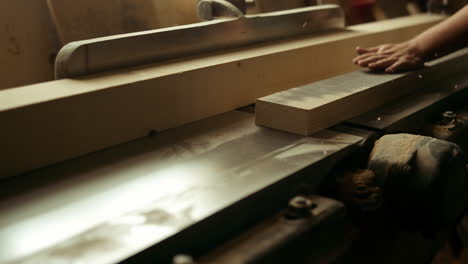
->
[55, 5, 344, 78]
[0, 111, 362, 264]
[199, 195, 349, 264]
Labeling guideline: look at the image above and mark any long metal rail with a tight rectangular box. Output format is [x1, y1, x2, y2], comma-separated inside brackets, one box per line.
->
[55, 5, 344, 78]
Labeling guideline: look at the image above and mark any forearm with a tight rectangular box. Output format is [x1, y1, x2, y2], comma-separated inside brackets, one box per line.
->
[410, 5, 468, 59]
[352, 5, 468, 73]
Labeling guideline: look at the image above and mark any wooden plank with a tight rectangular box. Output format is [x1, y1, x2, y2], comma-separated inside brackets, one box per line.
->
[255, 49, 468, 136]
[0, 15, 443, 178]
[47, 0, 160, 44]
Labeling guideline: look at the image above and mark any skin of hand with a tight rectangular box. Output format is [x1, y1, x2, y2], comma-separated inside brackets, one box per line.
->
[353, 5, 468, 73]
[352, 41, 427, 73]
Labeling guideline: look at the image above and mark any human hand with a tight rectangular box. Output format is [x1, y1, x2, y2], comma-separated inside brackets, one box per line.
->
[352, 41, 427, 73]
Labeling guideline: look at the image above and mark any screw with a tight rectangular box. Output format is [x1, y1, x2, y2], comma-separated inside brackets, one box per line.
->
[286, 196, 317, 219]
[173, 254, 195, 264]
[442, 111, 457, 125]
[402, 165, 412, 176]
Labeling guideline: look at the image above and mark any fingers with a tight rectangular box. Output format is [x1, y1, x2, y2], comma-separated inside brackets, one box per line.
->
[385, 60, 417, 73]
[353, 52, 379, 65]
[355, 54, 388, 67]
[353, 45, 394, 65]
[356, 46, 379, 55]
[353, 42, 424, 73]
[368, 57, 396, 70]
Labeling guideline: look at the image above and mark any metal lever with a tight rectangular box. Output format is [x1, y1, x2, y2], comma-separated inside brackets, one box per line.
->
[197, 0, 246, 21]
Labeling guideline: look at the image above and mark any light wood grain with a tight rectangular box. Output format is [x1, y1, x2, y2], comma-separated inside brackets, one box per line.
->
[0, 15, 443, 178]
[256, 49, 468, 136]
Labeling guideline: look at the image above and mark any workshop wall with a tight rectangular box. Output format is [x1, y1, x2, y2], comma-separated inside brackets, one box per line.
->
[47, 0, 200, 44]
[0, 0, 200, 90]
[0, 0, 60, 90]
[153, 0, 200, 28]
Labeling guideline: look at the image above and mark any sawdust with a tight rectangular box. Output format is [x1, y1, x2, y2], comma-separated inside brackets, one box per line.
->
[371, 134, 422, 167]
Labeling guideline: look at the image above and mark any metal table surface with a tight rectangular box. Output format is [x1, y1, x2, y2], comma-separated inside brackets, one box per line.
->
[0, 111, 363, 264]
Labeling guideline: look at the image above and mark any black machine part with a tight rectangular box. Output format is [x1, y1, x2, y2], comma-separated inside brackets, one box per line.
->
[368, 134, 468, 232]
[197, 195, 351, 264]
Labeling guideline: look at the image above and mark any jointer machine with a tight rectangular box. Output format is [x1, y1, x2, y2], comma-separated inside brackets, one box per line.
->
[2, 4, 468, 264]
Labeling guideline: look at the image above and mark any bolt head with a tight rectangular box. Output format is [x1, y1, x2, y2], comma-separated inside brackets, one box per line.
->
[443, 111, 456, 118]
[442, 111, 457, 125]
[173, 254, 195, 264]
[289, 196, 313, 209]
[285, 196, 317, 219]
